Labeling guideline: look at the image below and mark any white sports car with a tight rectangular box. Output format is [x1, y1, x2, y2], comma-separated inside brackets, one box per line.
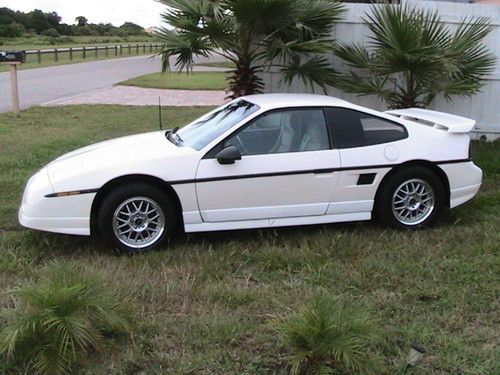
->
[19, 94, 482, 252]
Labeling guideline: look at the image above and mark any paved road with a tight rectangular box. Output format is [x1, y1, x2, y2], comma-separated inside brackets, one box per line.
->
[0, 54, 222, 112]
[0, 55, 161, 112]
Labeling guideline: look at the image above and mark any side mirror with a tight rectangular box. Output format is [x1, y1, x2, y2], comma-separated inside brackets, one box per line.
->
[215, 145, 241, 165]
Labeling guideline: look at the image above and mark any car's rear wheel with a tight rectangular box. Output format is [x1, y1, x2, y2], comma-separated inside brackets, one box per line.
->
[375, 166, 445, 228]
[98, 183, 177, 253]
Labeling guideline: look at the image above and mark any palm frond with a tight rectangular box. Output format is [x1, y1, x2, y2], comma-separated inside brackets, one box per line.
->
[335, 4, 496, 108]
[279, 55, 338, 92]
[0, 261, 135, 375]
[276, 295, 380, 375]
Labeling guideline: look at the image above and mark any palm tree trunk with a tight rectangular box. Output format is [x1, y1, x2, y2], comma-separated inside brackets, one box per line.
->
[227, 57, 264, 99]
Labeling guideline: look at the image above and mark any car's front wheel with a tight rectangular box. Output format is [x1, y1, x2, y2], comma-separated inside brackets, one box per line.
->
[98, 183, 177, 253]
[375, 166, 445, 229]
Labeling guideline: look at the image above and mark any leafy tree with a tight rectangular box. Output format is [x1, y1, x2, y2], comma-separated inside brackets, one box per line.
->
[157, 0, 346, 98]
[75, 16, 88, 27]
[120, 21, 145, 35]
[27, 9, 52, 33]
[0, 22, 24, 37]
[335, 4, 496, 108]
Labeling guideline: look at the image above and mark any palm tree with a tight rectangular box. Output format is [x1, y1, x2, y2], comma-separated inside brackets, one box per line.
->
[156, 0, 346, 98]
[334, 4, 496, 109]
[276, 296, 380, 374]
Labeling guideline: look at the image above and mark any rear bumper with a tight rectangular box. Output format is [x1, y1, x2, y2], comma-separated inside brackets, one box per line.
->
[439, 161, 483, 208]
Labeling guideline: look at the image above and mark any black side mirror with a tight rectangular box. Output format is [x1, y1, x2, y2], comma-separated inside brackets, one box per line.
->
[215, 145, 241, 165]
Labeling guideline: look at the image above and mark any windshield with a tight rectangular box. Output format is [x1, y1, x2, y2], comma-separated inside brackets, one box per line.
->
[174, 100, 259, 150]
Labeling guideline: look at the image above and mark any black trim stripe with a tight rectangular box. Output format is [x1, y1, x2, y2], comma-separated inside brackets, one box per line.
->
[170, 158, 472, 185]
[436, 158, 471, 165]
[45, 188, 99, 198]
[44, 158, 472, 196]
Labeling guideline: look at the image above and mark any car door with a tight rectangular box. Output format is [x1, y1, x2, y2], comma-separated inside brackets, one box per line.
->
[323, 107, 409, 215]
[195, 108, 341, 222]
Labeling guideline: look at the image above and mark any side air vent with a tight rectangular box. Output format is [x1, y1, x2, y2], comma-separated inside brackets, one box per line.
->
[357, 173, 376, 185]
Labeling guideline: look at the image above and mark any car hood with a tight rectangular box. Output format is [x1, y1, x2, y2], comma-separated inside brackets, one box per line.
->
[47, 131, 195, 188]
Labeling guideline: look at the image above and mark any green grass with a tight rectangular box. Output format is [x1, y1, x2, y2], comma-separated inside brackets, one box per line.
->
[0, 36, 159, 72]
[0, 105, 498, 374]
[119, 72, 228, 90]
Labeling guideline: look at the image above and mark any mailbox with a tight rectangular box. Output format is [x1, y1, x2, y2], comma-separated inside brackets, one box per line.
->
[0, 51, 26, 63]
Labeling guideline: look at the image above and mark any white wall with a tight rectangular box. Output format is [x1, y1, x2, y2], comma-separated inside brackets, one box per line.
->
[260, 0, 500, 138]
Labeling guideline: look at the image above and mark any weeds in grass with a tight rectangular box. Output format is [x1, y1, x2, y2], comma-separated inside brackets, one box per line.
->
[276, 295, 380, 374]
[0, 261, 135, 375]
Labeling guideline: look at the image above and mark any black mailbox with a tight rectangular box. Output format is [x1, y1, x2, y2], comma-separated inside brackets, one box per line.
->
[0, 51, 26, 63]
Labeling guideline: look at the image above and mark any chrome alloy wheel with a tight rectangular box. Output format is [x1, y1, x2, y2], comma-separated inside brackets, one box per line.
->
[392, 178, 435, 226]
[112, 197, 165, 248]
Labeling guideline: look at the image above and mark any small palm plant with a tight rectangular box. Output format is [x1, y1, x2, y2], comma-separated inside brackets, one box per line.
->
[276, 296, 379, 374]
[157, 0, 346, 98]
[335, 4, 496, 108]
[0, 262, 134, 375]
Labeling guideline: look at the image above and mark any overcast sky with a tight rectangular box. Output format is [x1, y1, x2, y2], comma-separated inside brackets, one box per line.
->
[1, 0, 167, 28]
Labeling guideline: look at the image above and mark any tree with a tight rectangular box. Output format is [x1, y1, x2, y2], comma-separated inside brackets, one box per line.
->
[0, 22, 24, 37]
[75, 16, 88, 27]
[334, 4, 496, 108]
[157, 0, 346, 98]
[27, 9, 51, 33]
[120, 21, 145, 35]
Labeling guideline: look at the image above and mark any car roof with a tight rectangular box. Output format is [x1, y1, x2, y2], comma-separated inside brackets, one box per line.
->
[240, 93, 352, 110]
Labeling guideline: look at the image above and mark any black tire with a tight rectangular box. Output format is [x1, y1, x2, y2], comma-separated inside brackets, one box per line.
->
[98, 182, 177, 253]
[374, 166, 445, 229]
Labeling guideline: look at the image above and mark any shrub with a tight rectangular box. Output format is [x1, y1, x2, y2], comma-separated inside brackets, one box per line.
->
[41, 28, 60, 38]
[0, 22, 25, 38]
[0, 261, 135, 375]
[276, 296, 380, 374]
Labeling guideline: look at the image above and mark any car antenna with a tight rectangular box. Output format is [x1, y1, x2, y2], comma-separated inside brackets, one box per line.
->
[158, 96, 163, 131]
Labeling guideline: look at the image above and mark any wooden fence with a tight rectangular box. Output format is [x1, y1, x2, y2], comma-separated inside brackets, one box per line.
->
[24, 43, 163, 65]
[261, 0, 500, 138]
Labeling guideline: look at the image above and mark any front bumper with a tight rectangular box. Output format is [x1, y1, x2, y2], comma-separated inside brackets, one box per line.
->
[18, 168, 94, 236]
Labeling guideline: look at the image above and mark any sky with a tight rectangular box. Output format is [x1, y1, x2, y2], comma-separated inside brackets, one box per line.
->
[1, 0, 167, 28]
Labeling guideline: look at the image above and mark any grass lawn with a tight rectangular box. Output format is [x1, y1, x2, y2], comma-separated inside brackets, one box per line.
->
[119, 71, 228, 90]
[0, 105, 498, 374]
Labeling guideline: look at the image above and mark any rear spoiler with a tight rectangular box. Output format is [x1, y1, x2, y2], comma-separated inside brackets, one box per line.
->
[385, 108, 475, 133]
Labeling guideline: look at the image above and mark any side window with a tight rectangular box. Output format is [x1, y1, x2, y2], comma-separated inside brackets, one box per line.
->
[324, 107, 407, 148]
[224, 109, 330, 156]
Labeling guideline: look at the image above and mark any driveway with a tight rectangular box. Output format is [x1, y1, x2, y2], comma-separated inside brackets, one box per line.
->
[0, 54, 223, 112]
[42, 86, 227, 107]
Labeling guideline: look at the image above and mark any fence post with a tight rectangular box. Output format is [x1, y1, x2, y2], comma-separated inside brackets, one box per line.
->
[37, 50, 41, 64]
[95, 46, 98, 58]
[143, 44, 146, 54]
[136, 44, 139, 55]
[54, 48, 58, 62]
[105, 46, 108, 57]
[150, 44, 152, 53]
[128, 44, 131, 54]
[69, 47, 73, 60]
[83, 47, 86, 59]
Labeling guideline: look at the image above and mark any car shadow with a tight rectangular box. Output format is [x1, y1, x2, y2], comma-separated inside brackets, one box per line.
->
[14, 208, 470, 257]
